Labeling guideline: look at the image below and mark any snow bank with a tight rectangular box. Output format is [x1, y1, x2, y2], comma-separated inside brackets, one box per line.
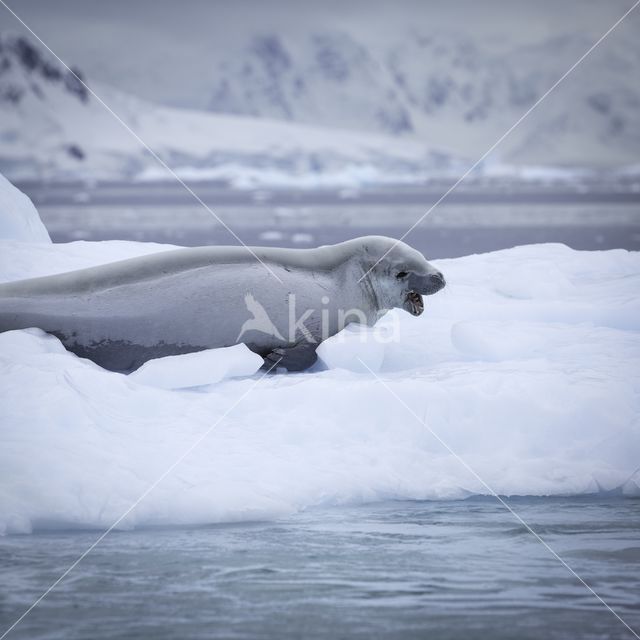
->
[129, 344, 263, 389]
[0, 172, 50, 243]
[317, 323, 393, 373]
[0, 240, 639, 534]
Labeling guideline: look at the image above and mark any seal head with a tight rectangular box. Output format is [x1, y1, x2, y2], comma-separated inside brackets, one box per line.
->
[354, 236, 445, 317]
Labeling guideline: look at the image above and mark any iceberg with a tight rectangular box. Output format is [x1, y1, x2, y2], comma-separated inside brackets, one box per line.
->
[0, 240, 639, 534]
[0, 172, 50, 243]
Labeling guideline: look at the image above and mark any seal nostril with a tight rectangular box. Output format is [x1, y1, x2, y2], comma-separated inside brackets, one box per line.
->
[428, 272, 445, 291]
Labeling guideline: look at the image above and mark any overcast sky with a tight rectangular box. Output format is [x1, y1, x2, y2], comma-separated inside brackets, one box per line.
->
[2, 0, 638, 108]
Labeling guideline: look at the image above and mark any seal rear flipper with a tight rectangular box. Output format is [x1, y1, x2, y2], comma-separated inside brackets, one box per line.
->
[262, 344, 318, 372]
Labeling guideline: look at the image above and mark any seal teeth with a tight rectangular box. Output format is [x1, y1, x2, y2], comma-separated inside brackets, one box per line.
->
[406, 290, 424, 316]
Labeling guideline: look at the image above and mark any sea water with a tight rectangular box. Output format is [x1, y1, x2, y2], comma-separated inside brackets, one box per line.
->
[1, 498, 639, 639]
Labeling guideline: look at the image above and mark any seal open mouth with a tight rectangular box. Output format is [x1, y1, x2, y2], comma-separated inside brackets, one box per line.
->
[405, 290, 424, 316]
[401, 271, 445, 317]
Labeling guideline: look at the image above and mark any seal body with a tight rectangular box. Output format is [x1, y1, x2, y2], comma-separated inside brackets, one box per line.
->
[0, 236, 445, 372]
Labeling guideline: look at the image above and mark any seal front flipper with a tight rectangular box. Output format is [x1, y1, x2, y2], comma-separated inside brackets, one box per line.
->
[262, 344, 318, 372]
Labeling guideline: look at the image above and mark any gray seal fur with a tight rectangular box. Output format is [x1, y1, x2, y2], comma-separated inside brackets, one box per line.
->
[0, 236, 445, 372]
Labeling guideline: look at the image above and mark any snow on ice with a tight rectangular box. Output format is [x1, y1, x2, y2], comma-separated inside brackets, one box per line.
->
[1, 237, 639, 534]
[129, 344, 263, 390]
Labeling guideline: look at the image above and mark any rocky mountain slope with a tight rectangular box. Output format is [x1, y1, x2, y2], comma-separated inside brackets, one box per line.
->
[207, 29, 640, 166]
[0, 34, 457, 184]
[1, 29, 638, 185]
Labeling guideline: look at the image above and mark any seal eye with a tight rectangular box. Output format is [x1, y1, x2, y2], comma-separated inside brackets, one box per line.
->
[396, 271, 408, 280]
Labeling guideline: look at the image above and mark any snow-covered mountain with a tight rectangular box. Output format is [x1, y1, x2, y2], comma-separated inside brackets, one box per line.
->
[0, 34, 459, 185]
[208, 29, 640, 166]
[1, 29, 638, 185]
[210, 32, 414, 136]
